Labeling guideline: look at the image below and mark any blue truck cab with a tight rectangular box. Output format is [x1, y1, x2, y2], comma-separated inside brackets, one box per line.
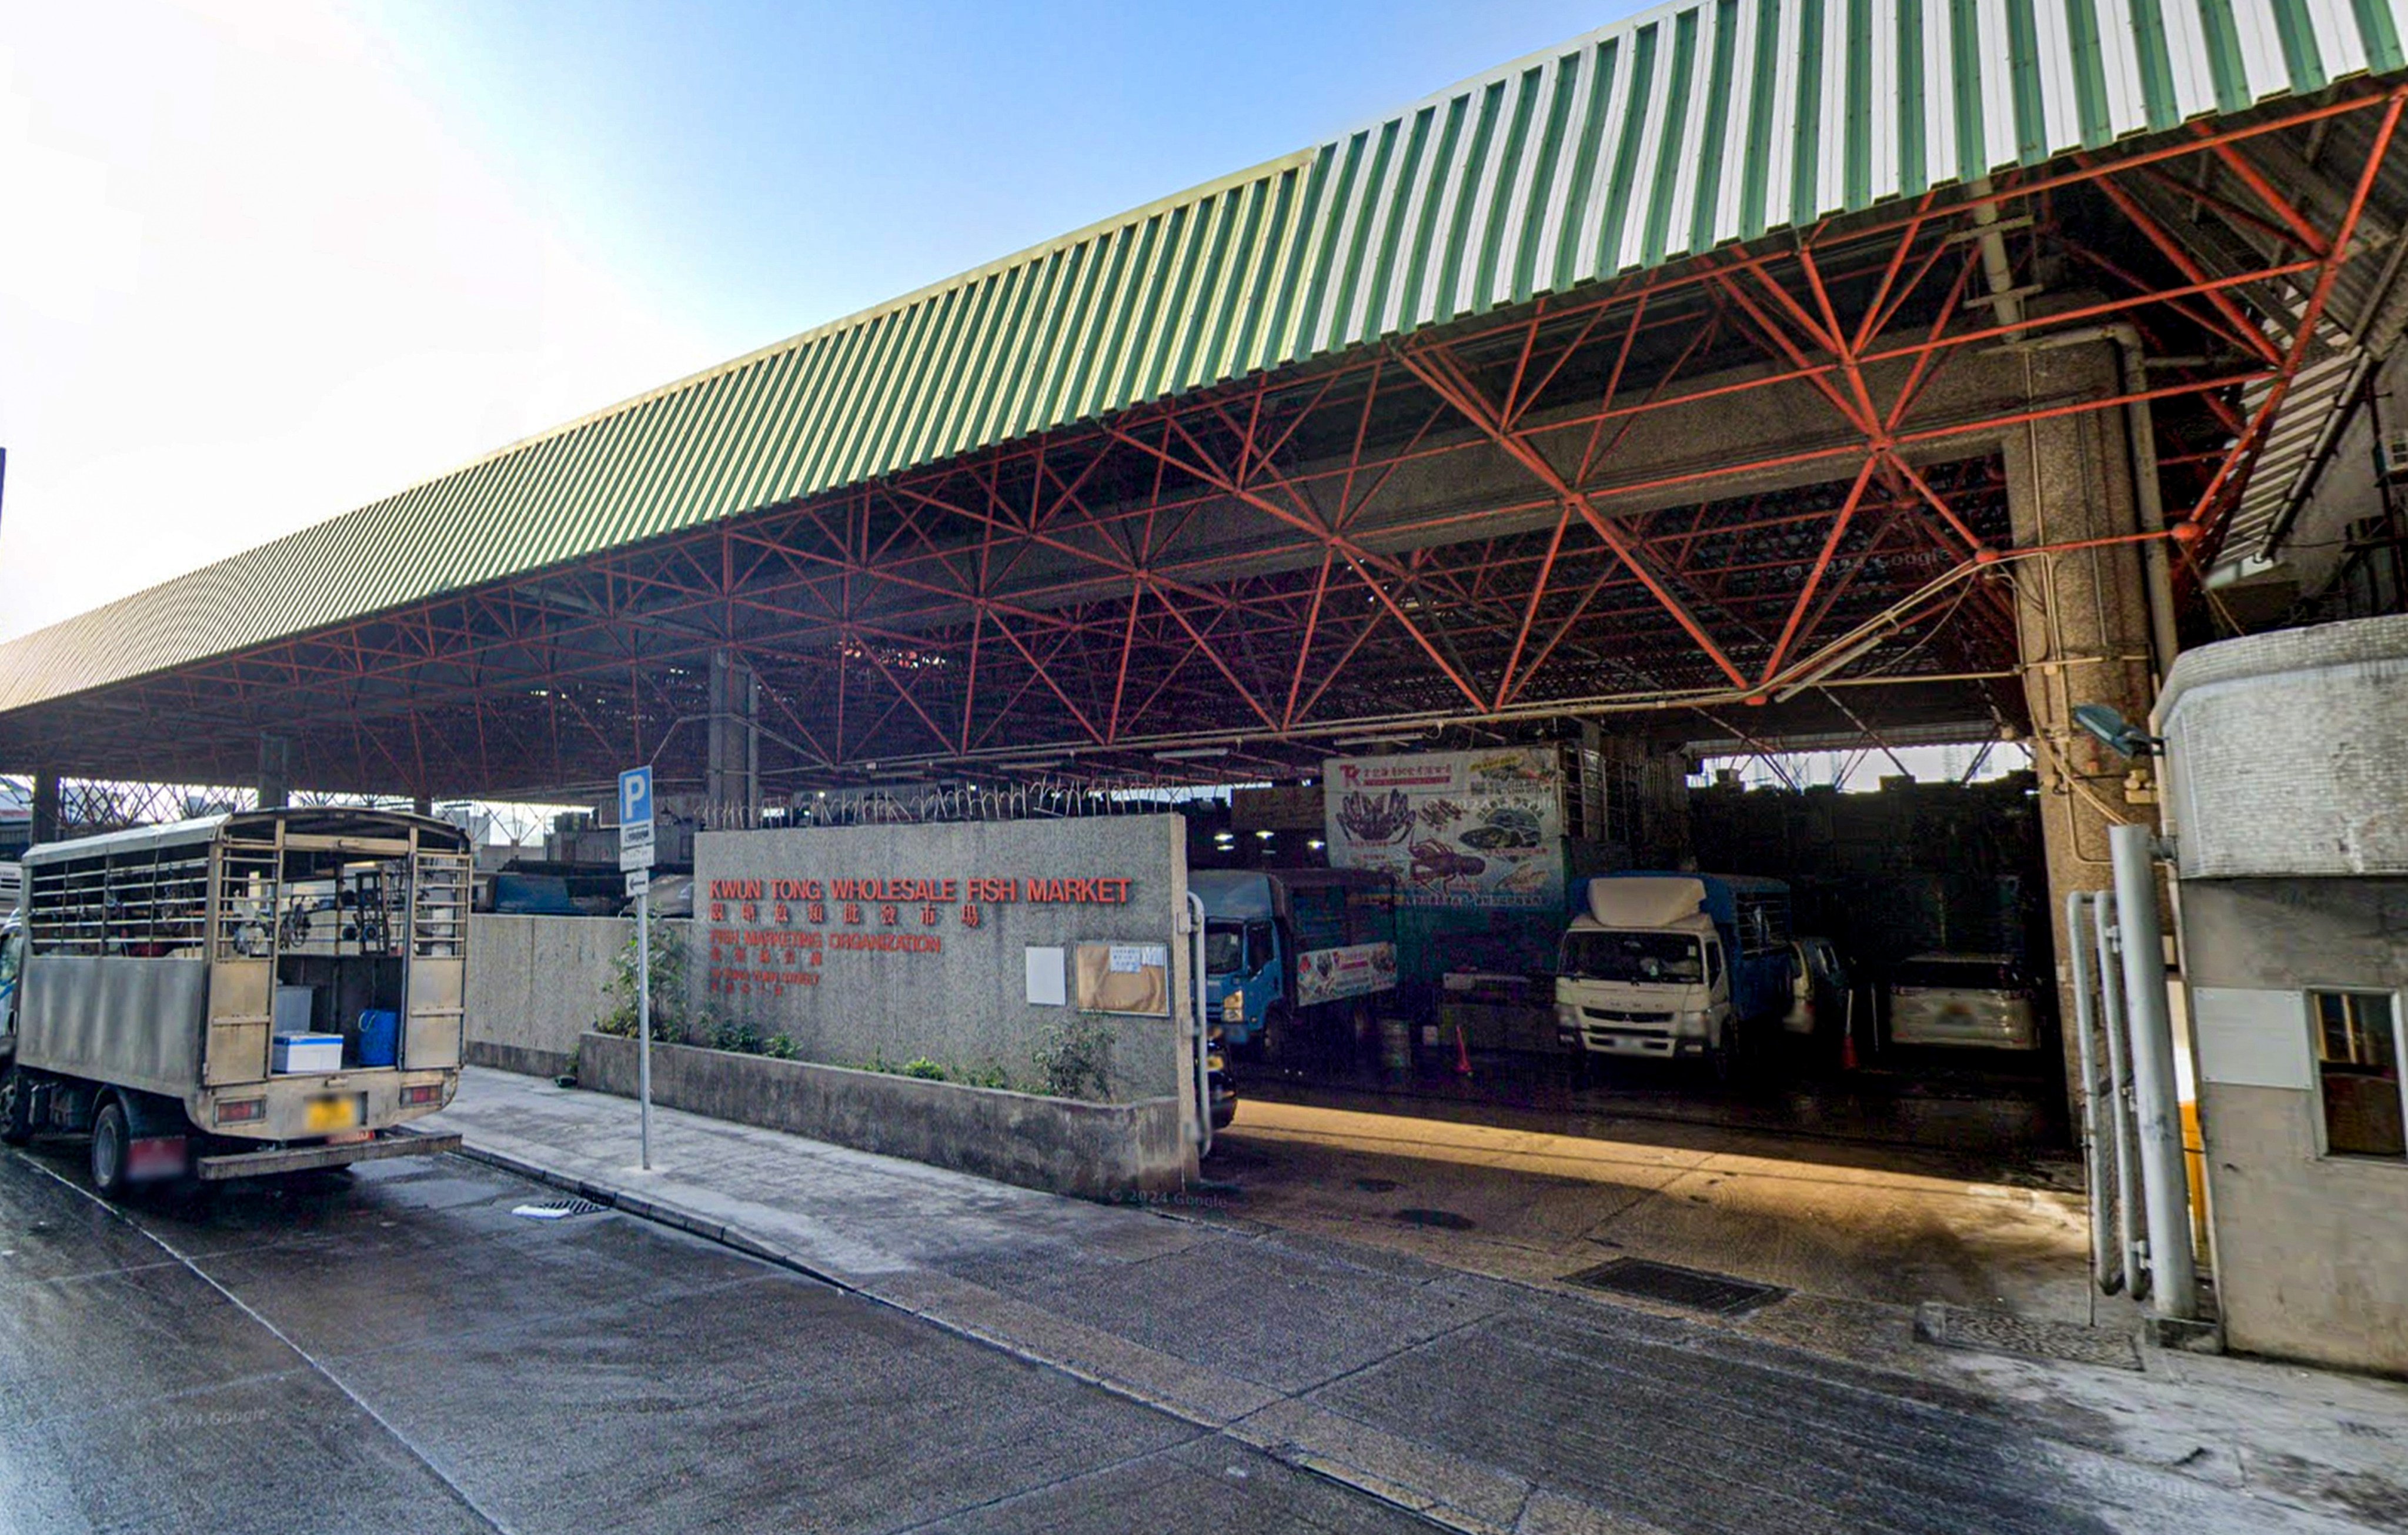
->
[1193, 869, 1398, 1059]
[1554, 873, 1794, 1078]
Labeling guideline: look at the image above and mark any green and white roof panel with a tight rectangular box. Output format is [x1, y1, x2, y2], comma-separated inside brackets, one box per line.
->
[4, 0, 2401, 713]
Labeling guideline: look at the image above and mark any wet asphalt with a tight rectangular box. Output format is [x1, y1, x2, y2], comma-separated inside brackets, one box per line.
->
[0, 1146, 1431, 1535]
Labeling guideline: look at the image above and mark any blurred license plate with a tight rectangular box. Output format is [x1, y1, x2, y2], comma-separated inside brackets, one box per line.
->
[304, 1095, 359, 1133]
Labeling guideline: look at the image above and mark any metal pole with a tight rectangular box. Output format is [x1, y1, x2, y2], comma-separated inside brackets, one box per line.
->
[637, 887, 653, 1170]
[2064, 893, 2119, 1293]
[2093, 892, 2143, 1295]
[2110, 823, 2197, 1320]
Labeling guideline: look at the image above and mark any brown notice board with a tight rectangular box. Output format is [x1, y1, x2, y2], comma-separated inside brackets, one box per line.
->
[1074, 942, 1170, 1016]
[1232, 784, 1325, 832]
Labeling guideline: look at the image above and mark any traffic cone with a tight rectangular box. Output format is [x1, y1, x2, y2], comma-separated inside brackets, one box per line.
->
[1455, 1022, 1473, 1080]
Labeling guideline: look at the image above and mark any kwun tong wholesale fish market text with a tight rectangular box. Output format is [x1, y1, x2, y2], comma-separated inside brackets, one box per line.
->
[703, 873, 1138, 996]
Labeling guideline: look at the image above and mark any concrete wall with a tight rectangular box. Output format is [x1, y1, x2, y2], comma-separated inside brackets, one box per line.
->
[2160, 620, 2408, 1375]
[2159, 613, 2408, 879]
[464, 914, 634, 1079]
[577, 1032, 1188, 1199]
[692, 816, 1193, 1110]
[2178, 878, 2408, 1374]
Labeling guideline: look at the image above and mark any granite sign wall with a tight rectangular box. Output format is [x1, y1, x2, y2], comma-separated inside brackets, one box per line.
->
[692, 815, 1191, 1106]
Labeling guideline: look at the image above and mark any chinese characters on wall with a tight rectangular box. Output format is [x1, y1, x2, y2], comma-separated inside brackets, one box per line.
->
[703, 873, 1137, 997]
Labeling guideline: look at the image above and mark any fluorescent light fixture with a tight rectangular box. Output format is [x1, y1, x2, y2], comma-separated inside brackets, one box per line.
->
[1254, 830, 1274, 840]
[1331, 732, 1426, 748]
[1153, 746, 1231, 760]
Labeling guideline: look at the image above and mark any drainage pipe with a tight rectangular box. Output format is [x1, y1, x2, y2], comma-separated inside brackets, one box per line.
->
[1186, 890, 1211, 1161]
[1969, 178, 2026, 336]
[2092, 889, 2142, 1297]
[2110, 823, 2199, 1321]
[2065, 892, 2120, 1293]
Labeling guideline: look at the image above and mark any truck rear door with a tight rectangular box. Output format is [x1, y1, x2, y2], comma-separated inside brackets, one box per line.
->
[405, 845, 471, 1068]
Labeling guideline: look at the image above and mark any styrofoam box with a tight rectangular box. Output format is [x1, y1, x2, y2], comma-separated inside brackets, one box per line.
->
[272, 1033, 343, 1074]
[273, 985, 316, 1036]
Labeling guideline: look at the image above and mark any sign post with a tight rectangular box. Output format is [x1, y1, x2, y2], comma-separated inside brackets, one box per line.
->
[618, 766, 657, 1169]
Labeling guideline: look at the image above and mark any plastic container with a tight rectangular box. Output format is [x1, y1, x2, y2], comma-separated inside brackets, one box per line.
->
[355, 1008, 400, 1068]
[272, 1033, 343, 1074]
[273, 985, 315, 1036]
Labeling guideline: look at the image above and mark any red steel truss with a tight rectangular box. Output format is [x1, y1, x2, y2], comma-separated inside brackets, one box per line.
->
[6, 85, 2401, 802]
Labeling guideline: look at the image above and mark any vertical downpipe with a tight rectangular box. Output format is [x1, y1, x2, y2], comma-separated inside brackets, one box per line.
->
[2093, 891, 2142, 1296]
[2064, 893, 2119, 1293]
[2110, 824, 2198, 1320]
[1187, 891, 1211, 1161]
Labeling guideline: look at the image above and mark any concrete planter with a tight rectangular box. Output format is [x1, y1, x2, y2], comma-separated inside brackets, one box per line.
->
[576, 1032, 1191, 1199]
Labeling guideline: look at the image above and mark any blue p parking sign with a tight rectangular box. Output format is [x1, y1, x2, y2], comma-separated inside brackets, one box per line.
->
[619, 766, 653, 830]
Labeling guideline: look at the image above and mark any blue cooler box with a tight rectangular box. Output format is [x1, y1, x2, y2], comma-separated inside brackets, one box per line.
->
[356, 1009, 400, 1068]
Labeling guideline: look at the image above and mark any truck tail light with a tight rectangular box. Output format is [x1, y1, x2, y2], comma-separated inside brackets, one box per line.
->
[401, 1083, 445, 1106]
[215, 1098, 266, 1124]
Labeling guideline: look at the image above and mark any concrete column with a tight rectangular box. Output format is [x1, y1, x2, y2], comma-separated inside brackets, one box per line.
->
[257, 735, 291, 810]
[2002, 343, 2160, 1115]
[30, 771, 60, 845]
[707, 650, 760, 828]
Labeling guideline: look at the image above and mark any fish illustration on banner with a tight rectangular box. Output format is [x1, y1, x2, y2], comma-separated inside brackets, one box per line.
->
[1322, 748, 1565, 909]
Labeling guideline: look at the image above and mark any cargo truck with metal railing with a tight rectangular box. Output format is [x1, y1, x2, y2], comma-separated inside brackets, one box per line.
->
[0, 807, 470, 1194]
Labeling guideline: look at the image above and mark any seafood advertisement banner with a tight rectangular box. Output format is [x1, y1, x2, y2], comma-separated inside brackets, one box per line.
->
[1322, 748, 1566, 908]
[1292, 941, 1400, 1007]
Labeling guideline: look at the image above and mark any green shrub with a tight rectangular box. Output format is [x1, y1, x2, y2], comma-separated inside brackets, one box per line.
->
[762, 1033, 798, 1060]
[596, 913, 694, 1043]
[712, 1021, 763, 1055]
[1031, 1018, 1114, 1102]
[967, 1064, 1014, 1091]
[900, 1057, 947, 1081]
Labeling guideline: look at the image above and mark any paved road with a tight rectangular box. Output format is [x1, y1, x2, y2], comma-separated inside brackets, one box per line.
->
[438, 1070, 2408, 1535]
[0, 1146, 1431, 1535]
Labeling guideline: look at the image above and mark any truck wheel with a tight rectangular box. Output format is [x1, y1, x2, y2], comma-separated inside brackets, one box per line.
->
[1706, 1029, 1739, 1088]
[89, 1098, 131, 1198]
[1261, 1006, 1294, 1069]
[0, 1066, 33, 1145]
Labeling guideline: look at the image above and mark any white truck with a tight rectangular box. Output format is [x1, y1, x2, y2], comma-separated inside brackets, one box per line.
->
[1554, 873, 1794, 1081]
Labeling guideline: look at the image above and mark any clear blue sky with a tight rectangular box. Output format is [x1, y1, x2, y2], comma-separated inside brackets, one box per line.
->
[372, 1, 1626, 350]
[1, 0, 1634, 639]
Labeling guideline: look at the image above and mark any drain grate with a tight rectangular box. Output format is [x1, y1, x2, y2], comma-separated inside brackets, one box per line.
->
[1563, 1257, 1786, 1315]
[512, 1198, 607, 1220]
[1392, 1207, 1476, 1231]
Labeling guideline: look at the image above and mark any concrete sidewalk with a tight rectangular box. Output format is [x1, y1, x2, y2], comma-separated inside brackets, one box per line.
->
[430, 1069, 2408, 1535]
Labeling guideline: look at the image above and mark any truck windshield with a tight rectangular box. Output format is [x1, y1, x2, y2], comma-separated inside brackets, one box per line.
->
[1205, 923, 1245, 976]
[1559, 930, 1704, 985]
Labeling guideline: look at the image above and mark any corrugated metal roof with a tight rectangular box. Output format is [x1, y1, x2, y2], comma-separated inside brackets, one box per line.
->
[5, 0, 2402, 713]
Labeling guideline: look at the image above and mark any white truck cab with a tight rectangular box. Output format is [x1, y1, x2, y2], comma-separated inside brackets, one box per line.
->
[1554, 878, 1732, 1067]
